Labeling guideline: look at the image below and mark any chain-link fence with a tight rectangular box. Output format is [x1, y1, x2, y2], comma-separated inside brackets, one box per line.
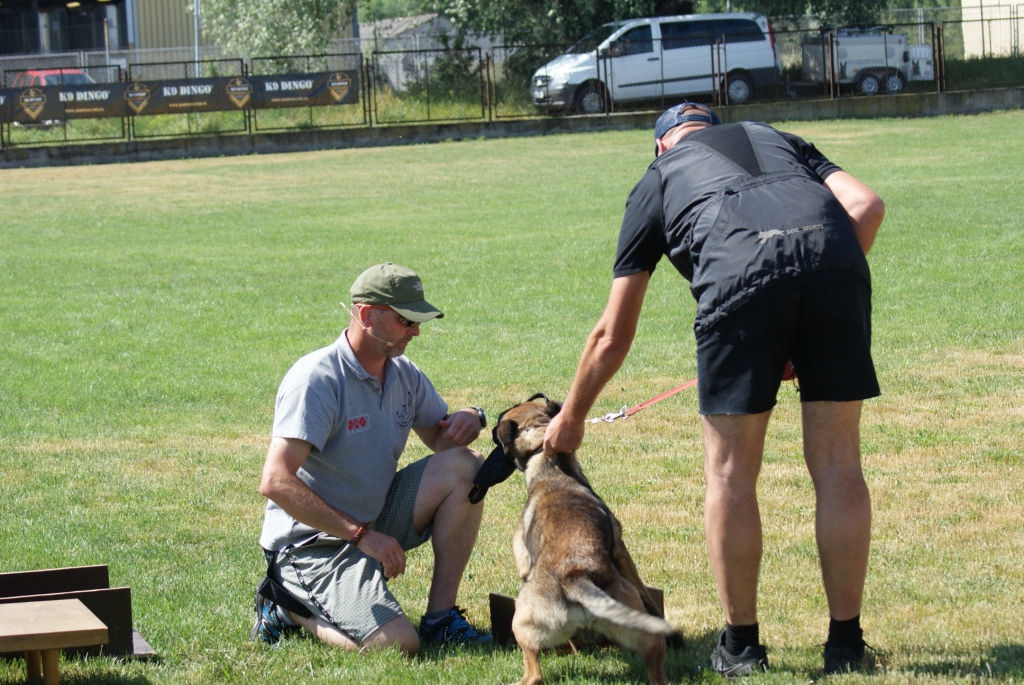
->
[2, 15, 1023, 149]
[372, 47, 486, 124]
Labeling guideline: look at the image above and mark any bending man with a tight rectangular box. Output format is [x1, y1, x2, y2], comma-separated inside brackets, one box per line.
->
[544, 104, 885, 676]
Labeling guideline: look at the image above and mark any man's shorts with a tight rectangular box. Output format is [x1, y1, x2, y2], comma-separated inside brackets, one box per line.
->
[695, 276, 880, 415]
[270, 455, 433, 644]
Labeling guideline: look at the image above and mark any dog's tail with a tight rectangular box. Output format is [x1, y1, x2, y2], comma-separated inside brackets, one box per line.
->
[563, 576, 675, 636]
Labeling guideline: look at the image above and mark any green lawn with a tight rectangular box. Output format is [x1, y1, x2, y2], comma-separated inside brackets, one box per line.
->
[1, 110, 1022, 684]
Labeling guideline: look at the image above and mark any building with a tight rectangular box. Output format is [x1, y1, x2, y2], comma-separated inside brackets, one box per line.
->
[959, 0, 1022, 57]
[1, 0, 132, 55]
[1, 0, 360, 83]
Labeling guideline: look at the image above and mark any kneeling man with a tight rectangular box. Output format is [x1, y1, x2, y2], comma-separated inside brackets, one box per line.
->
[251, 262, 491, 653]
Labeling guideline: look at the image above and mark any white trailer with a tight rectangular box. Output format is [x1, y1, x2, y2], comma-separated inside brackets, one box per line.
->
[801, 30, 935, 95]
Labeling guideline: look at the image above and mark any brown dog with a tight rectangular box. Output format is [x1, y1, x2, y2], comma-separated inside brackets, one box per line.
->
[498, 398, 674, 685]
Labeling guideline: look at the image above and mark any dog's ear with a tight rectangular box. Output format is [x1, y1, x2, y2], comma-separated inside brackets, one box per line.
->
[496, 418, 518, 446]
[545, 401, 563, 418]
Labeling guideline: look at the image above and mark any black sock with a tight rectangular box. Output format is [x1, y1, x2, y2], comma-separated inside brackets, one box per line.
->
[422, 608, 451, 624]
[725, 622, 760, 655]
[827, 615, 863, 648]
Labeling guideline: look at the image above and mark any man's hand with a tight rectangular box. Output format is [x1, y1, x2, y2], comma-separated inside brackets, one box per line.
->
[542, 272, 649, 456]
[437, 409, 482, 447]
[356, 529, 407, 579]
[543, 411, 585, 455]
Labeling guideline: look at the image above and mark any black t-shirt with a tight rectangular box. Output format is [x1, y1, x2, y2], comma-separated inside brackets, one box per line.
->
[614, 121, 870, 335]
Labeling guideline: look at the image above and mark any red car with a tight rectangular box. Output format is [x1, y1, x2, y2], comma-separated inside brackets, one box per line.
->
[9, 69, 96, 88]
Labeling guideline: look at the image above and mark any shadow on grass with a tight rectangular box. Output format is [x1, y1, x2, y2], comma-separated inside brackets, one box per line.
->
[0, 673, 153, 685]
[0, 652, 156, 685]
[904, 642, 1024, 679]
[414, 625, 714, 683]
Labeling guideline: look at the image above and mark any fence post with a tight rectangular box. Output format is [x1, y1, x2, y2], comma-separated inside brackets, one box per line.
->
[826, 31, 838, 99]
[483, 51, 492, 123]
[366, 57, 377, 128]
[708, 40, 716, 106]
[244, 59, 253, 135]
[364, 56, 370, 126]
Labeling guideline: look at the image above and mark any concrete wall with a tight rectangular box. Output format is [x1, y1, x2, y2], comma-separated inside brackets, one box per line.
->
[2, 86, 1022, 169]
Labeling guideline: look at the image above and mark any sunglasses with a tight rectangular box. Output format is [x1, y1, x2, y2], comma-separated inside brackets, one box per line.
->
[362, 304, 419, 328]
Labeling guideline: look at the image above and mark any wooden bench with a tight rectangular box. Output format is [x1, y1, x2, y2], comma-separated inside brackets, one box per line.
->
[0, 565, 155, 659]
[0, 599, 108, 685]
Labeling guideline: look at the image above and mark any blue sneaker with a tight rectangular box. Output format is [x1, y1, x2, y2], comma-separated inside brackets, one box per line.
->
[249, 593, 298, 645]
[418, 606, 492, 646]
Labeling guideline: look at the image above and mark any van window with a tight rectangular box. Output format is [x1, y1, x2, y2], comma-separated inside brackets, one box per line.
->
[568, 24, 620, 54]
[712, 18, 765, 43]
[661, 21, 713, 50]
[608, 25, 654, 56]
[661, 18, 765, 50]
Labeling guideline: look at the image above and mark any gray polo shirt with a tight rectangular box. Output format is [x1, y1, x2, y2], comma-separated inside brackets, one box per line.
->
[259, 330, 448, 551]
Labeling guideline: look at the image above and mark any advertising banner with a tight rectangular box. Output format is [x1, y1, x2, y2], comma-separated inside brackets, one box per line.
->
[0, 71, 359, 125]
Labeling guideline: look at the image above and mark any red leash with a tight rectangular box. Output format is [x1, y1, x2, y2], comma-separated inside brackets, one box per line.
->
[589, 378, 699, 424]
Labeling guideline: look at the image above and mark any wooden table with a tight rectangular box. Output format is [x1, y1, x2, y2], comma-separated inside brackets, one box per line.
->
[0, 598, 108, 685]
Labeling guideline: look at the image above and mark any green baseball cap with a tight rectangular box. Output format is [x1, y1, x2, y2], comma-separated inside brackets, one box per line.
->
[350, 263, 444, 322]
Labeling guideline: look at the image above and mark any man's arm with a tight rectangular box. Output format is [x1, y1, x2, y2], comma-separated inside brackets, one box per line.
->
[414, 409, 483, 452]
[543, 271, 650, 454]
[824, 170, 885, 254]
[260, 436, 408, 578]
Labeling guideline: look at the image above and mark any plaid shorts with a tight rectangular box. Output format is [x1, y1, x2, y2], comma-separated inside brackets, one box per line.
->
[270, 455, 433, 643]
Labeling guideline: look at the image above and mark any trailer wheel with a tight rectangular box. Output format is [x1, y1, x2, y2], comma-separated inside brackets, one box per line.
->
[856, 72, 882, 96]
[884, 70, 905, 94]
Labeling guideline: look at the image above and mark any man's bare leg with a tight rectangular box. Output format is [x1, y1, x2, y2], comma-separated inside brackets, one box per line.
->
[289, 612, 420, 654]
[413, 447, 485, 613]
[801, 401, 871, 620]
[702, 411, 772, 626]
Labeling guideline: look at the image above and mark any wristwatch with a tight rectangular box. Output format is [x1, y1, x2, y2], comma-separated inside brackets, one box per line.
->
[471, 407, 487, 428]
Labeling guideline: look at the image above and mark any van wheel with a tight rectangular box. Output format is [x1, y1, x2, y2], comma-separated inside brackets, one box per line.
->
[856, 72, 882, 95]
[884, 70, 905, 94]
[574, 82, 607, 114]
[724, 71, 755, 104]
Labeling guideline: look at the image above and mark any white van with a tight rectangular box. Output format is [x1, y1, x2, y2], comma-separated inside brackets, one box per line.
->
[531, 13, 781, 113]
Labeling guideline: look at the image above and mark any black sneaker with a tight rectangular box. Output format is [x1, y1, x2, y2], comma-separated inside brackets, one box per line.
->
[249, 593, 298, 645]
[418, 606, 492, 646]
[824, 640, 877, 675]
[709, 631, 769, 677]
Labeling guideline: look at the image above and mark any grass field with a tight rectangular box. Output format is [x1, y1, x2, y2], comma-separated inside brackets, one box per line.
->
[1, 110, 1022, 685]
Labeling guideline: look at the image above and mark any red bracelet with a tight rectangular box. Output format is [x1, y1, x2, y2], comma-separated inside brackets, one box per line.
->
[351, 523, 368, 546]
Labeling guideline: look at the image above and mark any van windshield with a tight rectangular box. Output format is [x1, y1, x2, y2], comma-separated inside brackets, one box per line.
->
[566, 24, 620, 54]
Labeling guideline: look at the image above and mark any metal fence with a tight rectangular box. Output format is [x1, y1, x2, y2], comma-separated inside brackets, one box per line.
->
[371, 47, 486, 124]
[2, 16, 1023, 150]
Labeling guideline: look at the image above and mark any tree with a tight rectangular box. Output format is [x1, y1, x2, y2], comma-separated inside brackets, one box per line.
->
[200, 0, 356, 58]
[434, 0, 891, 45]
[429, 0, 662, 47]
[696, 0, 891, 26]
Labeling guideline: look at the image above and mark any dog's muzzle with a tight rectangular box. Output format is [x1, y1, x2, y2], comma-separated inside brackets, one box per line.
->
[467, 393, 549, 504]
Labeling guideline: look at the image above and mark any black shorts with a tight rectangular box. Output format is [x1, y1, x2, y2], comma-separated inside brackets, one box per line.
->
[695, 276, 880, 415]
